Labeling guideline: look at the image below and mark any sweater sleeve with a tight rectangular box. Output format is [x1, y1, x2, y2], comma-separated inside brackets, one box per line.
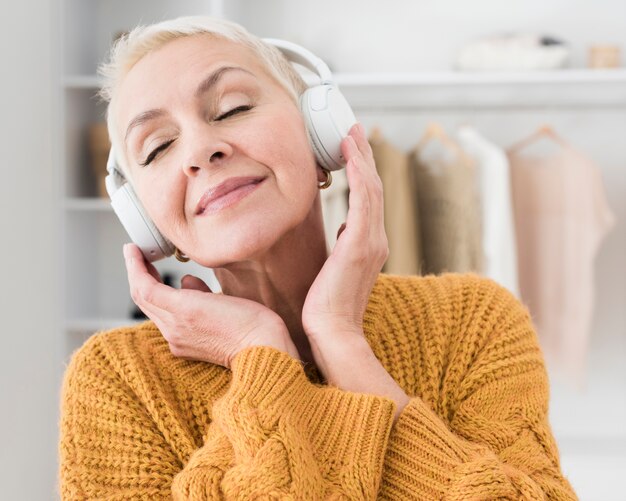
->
[378, 279, 578, 500]
[171, 345, 397, 500]
[59, 333, 398, 500]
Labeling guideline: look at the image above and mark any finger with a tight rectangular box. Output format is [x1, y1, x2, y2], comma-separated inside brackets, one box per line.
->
[340, 138, 386, 263]
[344, 131, 385, 234]
[336, 222, 347, 240]
[342, 133, 381, 194]
[124, 243, 179, 312]
[348, 122, 374, 160]
[341, 155, 370, 246]
[341, 134, 362, 166]
[144, 259, 164, 284]
[343, 135, 379, 219]
[181, 274, 212, 293]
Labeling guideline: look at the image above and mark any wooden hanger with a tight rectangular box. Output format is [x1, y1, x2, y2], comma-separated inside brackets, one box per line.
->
[507, 124, 569, 154]
[416, 122, 458, 152]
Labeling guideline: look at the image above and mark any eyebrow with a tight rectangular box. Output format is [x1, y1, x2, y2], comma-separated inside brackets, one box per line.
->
[124, 66, 256, 144]
[195, 65, 254, 98]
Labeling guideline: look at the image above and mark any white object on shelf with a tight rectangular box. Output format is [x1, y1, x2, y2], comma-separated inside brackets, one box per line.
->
[455, 34, 571, 71]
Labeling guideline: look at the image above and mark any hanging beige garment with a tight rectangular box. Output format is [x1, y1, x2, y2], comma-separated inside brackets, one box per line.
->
[410, 125, 483, 275]
[507, 130, 615, 384]
[369, 129, 423, 275]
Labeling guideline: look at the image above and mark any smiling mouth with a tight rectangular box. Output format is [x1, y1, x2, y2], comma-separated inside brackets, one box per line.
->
[196, 178, 265, 215]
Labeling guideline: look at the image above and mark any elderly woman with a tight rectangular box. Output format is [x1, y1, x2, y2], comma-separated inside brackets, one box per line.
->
[58, 16, 577, 500]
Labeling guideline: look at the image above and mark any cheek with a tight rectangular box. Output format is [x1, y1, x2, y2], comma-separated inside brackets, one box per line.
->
[239, 111, 318, 186]
[135, 176, 185, 240]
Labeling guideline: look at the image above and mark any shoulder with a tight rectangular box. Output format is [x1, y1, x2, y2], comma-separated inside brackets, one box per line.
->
[61, 319, 216, 401]
[371, 273, 545, 405]
[374, 271, 526, 320]
[63, 320, 163, 375]
[62, 319, 227, 397]
[371, 271, 537, 363]
[61, 320, 163, 396]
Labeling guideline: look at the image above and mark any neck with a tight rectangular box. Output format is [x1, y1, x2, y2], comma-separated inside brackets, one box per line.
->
[213, 196, 328, 367]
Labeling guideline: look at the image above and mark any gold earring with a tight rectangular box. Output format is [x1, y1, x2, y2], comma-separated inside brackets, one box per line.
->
[174, 246, 190, 263]
[318, 167, 332, 190]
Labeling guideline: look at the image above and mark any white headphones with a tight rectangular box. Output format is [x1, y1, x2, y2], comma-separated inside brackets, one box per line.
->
[105, 38, 357, 262]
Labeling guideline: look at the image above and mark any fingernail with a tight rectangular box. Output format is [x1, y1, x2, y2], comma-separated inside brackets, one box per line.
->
[357, 123, 365, 134]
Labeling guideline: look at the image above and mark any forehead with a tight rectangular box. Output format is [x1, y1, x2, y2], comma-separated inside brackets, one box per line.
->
[115, 34, 274, 131]
[129, 34, 268, 81]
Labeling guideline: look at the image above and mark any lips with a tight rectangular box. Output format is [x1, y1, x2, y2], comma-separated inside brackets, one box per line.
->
[195, 176, 266, 215]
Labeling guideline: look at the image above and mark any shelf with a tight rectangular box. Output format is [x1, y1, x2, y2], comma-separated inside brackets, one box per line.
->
[64, 68, 626, 110]
[64, 68, 626, 90]
[336, 68, 626, 86]
[64, 197, 112, 211]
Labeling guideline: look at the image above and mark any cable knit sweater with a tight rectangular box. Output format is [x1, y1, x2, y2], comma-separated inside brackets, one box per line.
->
[58, 272, 577, 500]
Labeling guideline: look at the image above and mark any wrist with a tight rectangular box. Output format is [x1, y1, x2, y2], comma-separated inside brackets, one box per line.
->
[278, 334, 302, 361]
[312, 334, 409, 408]
[246, 330, 301, 362]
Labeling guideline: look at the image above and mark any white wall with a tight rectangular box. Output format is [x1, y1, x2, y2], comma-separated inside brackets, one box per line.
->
[0, 1, 61, 500]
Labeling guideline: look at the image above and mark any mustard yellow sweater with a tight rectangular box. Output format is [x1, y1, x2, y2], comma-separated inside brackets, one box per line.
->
[58, 272, 578, 500]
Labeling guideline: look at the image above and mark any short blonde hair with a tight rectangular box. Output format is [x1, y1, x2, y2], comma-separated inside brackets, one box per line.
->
[98, 15, 308, 185]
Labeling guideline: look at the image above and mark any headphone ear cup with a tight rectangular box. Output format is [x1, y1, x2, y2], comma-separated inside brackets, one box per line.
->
[302, 110, 332, 171]
[109, 180, 176, 262]
[299, 85, 357, 171]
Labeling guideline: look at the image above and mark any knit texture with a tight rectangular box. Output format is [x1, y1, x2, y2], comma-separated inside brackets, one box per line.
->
[58, 272, 578, 500]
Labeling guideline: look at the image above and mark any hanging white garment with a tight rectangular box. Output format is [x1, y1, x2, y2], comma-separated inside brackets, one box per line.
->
[456, 125, 521, 298]
[320, 168, 349, 252]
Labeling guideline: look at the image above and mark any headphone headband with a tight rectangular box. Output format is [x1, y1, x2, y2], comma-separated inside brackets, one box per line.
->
[261, 38, 334, 85]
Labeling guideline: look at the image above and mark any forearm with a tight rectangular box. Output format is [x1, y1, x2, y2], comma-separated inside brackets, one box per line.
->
[309, 334, 410, 423]
[174, 345, 397, 500]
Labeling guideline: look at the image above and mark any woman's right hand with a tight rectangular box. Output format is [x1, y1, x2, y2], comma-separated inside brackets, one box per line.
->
[123, 243, 301, 369]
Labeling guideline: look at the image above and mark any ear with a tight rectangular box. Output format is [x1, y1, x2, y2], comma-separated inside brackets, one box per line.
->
[316, 164, 327, 183]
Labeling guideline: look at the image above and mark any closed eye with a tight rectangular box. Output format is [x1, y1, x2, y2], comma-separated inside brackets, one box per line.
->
[140, 139, 175, 167]
[216, 104, 253, 121]
[139, 105, 253, 166]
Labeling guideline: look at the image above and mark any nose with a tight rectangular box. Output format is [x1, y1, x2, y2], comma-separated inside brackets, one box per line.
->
[182, 128, 234, 177]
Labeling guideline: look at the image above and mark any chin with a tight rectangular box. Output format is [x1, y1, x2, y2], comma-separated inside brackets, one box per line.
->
[192, 218, 290, 268]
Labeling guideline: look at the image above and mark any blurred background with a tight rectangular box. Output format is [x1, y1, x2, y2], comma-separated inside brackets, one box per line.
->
[2, 0, 625, 499]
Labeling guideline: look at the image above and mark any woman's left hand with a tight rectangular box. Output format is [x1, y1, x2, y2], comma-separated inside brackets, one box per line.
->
[301, 123, 389, 379]
[302, 123, 410, 419]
